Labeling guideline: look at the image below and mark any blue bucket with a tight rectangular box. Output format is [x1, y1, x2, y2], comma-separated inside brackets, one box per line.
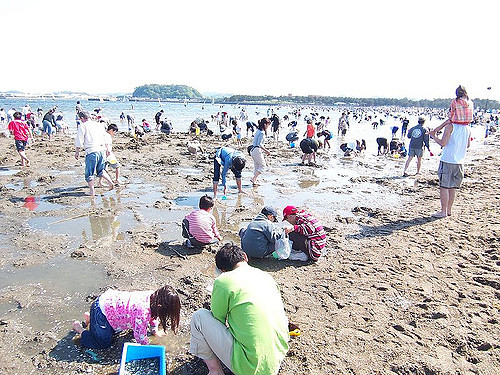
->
[119, 342, 166, 375]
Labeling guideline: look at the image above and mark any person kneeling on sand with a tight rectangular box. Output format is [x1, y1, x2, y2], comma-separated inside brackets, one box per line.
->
[239, 206, 282, 258]
[189, 243, 289, 375]
[283, 205, 326, 261]
[182, 195, 222, 248]
[72, 286, 180, 349]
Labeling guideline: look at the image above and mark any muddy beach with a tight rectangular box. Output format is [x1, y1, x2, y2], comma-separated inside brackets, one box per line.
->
[0, 130, 499, 375]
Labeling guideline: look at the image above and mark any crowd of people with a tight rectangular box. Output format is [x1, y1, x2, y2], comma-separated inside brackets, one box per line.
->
[2, 85, 497, 375]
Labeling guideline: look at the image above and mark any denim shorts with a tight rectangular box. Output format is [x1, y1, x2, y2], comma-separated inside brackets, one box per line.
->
[85, 151, 106, 182]
[15, 140, 27, 151]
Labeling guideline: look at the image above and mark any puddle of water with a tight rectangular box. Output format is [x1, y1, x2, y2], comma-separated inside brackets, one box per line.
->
[174, 193, 205, 208]
[122, 183, 164, 205]
[28, 210, 136, 242]
[22, 196, 65, 212]
[0, 256, 108, 332]
[0, 168, 21, 176]
[5, 180, 39, 191]
[175, 167, 204, 176]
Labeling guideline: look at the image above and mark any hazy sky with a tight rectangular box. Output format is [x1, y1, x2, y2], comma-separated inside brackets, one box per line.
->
[1, 0, 498, 100]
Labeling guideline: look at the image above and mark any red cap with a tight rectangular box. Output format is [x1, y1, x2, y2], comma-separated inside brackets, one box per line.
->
[282, 205, 298, 220]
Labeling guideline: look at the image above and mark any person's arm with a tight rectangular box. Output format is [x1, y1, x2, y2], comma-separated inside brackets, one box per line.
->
[133, 315, 150, 345]
[75, 125, 84, 159]
[260, 145, 271, 155]
[210, 281, 229, 324]
[211, 215, 222, 240]
[433, 118, 451, 134]
[430, 123, 453, 147]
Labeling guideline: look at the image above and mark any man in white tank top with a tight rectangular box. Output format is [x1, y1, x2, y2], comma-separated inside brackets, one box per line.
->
[429, 85, 473, 218]
[429, 120, 471, 218]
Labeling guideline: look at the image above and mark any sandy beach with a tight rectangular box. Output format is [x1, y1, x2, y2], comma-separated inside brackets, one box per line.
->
[0, 129, 499, 375]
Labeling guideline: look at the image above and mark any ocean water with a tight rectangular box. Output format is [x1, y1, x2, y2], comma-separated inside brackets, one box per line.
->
[0, 97, 486, 153]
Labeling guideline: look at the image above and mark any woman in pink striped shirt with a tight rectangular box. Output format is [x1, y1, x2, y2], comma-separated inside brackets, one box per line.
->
[72, 285, 180, 349]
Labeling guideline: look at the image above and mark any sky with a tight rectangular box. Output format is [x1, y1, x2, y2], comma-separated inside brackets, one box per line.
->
[1, 0, 498, 101]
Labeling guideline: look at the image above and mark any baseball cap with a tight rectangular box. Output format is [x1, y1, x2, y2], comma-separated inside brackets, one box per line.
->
[261, 206, 278, 222]
[282, 205, 298, 220]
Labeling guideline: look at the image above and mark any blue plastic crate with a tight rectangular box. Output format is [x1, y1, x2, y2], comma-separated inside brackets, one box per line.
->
[119, 342, 166, 375]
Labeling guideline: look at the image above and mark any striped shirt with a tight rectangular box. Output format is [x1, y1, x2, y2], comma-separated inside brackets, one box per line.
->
[449, 98, 474, 125]
[293, 210, 326, 261]
[185, 209, 220, 244]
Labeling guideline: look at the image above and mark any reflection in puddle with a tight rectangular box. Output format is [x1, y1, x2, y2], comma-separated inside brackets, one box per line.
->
[28, 210, 135, 242]
[22, 196, 65, 211]
[0, 257, 108, 332]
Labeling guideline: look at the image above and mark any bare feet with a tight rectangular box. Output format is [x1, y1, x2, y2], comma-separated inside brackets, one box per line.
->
[72, 321, 84, 334]
[432, 211, 447, 218]
[83, 312, 90, 326]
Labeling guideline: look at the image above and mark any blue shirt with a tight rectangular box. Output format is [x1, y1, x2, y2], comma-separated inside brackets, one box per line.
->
[215, 147, 243, 187]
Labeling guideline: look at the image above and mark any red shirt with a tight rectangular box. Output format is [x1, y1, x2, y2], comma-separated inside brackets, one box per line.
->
[306, 123, 315, 138]
[8, 120, 30, 141]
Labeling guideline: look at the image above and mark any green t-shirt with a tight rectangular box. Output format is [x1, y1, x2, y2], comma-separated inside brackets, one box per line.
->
[211, 264, 289, 375]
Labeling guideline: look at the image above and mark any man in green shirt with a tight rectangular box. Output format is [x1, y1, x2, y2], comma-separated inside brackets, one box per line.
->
[190, 243, 289, 375]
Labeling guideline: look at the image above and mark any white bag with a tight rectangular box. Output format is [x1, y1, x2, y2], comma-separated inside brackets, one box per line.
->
[273, 235, 292, 260]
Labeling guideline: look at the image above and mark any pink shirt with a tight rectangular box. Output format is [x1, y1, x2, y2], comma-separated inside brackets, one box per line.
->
[99, 289, 158, 345]
[449, 98, 474, 125]
[185, 209, 220, 243]
[8, 120, 30, 141]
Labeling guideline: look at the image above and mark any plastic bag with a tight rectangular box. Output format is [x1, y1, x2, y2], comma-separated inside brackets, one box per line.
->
[273, 235, 292, 260]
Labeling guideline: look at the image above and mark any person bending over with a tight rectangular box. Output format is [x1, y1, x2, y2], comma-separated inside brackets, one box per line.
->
[72, 286, 180, 349]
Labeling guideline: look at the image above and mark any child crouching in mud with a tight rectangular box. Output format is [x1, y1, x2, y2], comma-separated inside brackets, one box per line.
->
[72, 285, 180, 349]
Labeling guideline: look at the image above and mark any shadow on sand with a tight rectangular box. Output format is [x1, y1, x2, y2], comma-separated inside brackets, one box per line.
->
[347, 215, 439, 240]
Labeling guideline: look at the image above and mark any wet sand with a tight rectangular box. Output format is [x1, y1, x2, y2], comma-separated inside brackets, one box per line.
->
[0, 130, 499, 374]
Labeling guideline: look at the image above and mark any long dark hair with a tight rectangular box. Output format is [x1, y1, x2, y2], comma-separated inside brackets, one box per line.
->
[456, 85, 469, 100]
[257, 117, 270, 131]
[150, 285, 181, 333]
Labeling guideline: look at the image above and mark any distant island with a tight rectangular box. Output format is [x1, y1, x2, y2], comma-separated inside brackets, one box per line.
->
[132, 84, 203, 100]
[1, 84, 498, 110]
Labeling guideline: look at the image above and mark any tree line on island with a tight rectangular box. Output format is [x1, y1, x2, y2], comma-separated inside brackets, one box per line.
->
[132, 84, 499, 110]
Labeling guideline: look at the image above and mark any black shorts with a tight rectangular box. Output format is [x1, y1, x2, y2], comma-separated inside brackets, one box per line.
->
[300, 138, 318, 154]
[376, 138, 388, 148]
[15, 140, 27, 151]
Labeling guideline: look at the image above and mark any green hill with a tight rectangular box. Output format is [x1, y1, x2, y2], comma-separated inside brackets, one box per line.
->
[132, 84, 203, 99]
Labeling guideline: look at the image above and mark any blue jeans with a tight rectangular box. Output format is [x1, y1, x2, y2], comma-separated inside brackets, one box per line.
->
[42, 120, 53, 135]
[84, 151, 106, 182]
[80, 299, 115, 349]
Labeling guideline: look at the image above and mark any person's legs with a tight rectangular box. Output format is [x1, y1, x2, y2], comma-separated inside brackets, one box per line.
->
[447, 188, 456, 216]
[436, 187, 449, 217]
[403, 155, 413, 175]
[416, 156, 422, 174]
[76, 300, 114, 349]
[288, 231, 309, 253]
[190, 309, 233, 374]
[182, 219, 191, 239]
